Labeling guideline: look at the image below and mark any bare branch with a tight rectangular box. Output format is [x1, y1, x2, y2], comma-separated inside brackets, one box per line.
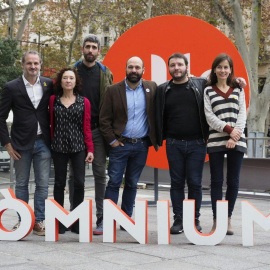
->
[68, 0, 76, 19]
[68, 0, 83, 65]
[145, 0, 153, 19]
[213, 0, 234, 33]
[141, 0, 147, 7]
[16, 0, 45, 40]
[0, 7, 11, 14]
[249, 0, 261, 88]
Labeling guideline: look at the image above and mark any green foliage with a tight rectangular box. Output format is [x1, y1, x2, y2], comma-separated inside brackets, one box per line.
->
[0, 38, 22, 97]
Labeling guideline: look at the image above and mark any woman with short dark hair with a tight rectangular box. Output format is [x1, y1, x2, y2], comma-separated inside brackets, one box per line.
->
[50, 67, 94, 234]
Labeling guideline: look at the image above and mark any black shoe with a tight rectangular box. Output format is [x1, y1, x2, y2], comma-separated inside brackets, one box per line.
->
[170, 215, 183, 234]
[71, 221, 79, 234]
[96, 216, 103, 227]
[195, 218, 202, 232]
[59, 223, 66, 234]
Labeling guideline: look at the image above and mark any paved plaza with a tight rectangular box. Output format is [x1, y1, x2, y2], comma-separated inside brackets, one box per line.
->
[1, 185, 270, 270]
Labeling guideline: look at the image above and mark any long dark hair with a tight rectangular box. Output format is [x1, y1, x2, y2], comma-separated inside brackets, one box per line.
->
[54, 67, 82, 96]
[207, 53, 238, 88]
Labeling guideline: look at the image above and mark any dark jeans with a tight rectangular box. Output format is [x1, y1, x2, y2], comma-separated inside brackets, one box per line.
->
[105, 140, 149, 217]
[52, 150, 86, 210]
[166, 138, 207, 219]
[209, 150, 244, 219]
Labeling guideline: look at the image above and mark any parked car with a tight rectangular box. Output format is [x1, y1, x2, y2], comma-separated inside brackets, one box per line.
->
[0, 144, 10, 172]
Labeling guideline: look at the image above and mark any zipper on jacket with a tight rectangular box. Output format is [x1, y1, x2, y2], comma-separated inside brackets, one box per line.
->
[192, 86, 206, 143]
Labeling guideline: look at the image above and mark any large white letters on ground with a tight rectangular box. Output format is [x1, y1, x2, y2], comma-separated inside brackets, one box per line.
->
[157, 200, 170, 244]
[45, 199, 92, 243]
[242, 200, 270, 246]
[183, 199, 228, 245]
[2, 190, 270, 247]
[0, 189, 35, 241]
[103, 199, 147, 244]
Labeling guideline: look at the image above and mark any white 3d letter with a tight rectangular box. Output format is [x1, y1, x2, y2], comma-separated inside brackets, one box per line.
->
[103, 199, 147, 244]
[183, 199, 228, 245]
[45, 199, 92, 242]
[242, 200, 270, 246]
[157, 200, 170, 244]
[0, 189, 35, 241]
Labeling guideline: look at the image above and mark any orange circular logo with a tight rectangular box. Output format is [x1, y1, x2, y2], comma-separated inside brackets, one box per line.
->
[103, 15, 249, 169]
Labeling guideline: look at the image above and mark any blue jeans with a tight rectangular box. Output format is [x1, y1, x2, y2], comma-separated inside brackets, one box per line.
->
[166, 138, 207, 219]
[209, 150, 244, 219]
[105, 140, 149, 217]
[14, 138, 51, 222]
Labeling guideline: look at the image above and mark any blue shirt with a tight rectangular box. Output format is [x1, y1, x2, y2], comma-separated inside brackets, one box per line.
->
[122, 78, 149, 138]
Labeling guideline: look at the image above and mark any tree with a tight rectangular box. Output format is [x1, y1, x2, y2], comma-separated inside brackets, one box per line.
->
[0, 0, 45, 40]
[0, 38, 22, 97]
[28, 0, 76, 70]
[67, 0, 83, 66]
[213, 0, 270, 157]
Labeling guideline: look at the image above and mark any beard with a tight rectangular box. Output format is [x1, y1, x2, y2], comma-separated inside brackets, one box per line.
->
[170, 68, 188, 82]
[84, 52, 97, 63]
[126, 71, 143, 83]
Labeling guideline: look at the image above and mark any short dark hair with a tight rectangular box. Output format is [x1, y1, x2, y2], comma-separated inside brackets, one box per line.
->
[168, 53, 188, 66]
[21, 50, 42, 64]
[54, 67, 82, 96]
[207, 53, 237, 88]
[83, 34, 100, 49]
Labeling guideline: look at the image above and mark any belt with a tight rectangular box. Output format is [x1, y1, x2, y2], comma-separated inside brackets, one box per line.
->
[122, 137, 148, 144]
[36, 134, 43, 139]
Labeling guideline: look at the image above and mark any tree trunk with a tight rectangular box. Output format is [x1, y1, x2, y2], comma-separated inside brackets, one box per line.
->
[67, 0, 83, 66]
[7, 0, 16, 38]
[16, 0, 43, 41]
[145, 0, 153, 19]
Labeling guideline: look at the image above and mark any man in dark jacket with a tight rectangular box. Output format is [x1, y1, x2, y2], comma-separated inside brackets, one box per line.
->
[0, 50, 53, 236]
[156, 53, 208, 234]
[99, 56, 157, 233]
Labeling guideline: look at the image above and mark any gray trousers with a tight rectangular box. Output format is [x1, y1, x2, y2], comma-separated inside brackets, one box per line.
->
[68, 128, 107, 218]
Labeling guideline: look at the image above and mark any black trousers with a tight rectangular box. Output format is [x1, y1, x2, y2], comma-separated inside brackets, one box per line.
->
[52, 150, 86, 210]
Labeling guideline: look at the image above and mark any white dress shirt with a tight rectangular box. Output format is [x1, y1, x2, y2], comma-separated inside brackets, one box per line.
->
[22, 75, 43, 135]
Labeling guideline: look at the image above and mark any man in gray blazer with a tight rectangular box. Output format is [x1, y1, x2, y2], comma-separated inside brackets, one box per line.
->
[99, 56, 157, 233]
[0, 50, 53, 236]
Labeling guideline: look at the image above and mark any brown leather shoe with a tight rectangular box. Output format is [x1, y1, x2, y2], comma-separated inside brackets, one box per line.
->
[33, 221, 45, 236]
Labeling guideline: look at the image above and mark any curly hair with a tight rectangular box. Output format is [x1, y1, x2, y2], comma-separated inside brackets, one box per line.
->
[54, 67, 82, 96]
[207, 53, 238, 88]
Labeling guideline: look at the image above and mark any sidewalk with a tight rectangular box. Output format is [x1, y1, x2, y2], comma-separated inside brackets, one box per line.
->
[1, 186, 270, 270]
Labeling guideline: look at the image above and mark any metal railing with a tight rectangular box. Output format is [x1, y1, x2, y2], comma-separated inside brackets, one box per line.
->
[246, 137, 270, 158]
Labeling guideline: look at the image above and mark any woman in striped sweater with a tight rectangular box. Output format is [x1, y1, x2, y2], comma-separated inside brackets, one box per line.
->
[204, 54, 247, 235]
